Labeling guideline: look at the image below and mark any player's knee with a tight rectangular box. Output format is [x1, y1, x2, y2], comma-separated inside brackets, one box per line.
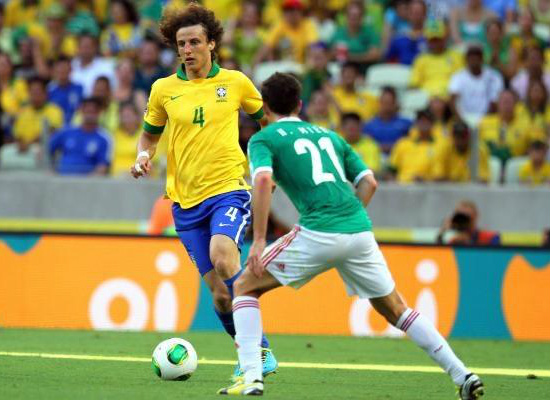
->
[210, 254, 234, 279]
[212, 288, 232, 312]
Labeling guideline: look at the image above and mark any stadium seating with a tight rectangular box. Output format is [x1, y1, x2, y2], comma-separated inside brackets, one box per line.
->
[504, 157, 529, 184]
[489, 156, 503, 186]
[253, 61, 304, 86]
[401, 89, 430, 119]
[366, 64, 411, 91]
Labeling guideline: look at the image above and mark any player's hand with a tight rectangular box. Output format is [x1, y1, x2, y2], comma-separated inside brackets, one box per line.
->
[131, 155, 152, 179]
[247, 238, 267, 278]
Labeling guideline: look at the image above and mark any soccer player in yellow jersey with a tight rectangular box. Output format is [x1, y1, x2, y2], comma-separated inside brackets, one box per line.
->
[130, 4, 277, 378]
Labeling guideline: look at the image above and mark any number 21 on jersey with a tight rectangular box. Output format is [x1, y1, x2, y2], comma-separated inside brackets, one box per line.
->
[294, 137, 346, 185]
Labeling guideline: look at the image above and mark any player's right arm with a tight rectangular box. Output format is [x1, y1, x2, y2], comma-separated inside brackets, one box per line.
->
[131, 81, 167, 179]
[246, 133, 274, 277]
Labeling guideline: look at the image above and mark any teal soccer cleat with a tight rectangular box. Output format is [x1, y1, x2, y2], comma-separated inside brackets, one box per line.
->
[232, 348, 278, 382]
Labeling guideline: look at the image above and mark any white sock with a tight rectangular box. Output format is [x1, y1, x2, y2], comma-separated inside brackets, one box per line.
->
[397, 308, 470, 385]
[232, 296, 263, 384]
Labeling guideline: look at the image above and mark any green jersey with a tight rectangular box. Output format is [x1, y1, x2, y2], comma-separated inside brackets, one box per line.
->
[248, 117, 372, 233]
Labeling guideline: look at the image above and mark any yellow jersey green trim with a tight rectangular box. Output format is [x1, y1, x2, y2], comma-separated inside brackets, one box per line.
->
[176, 62, 221, 81]
[143, 121, 164, 134]
[249, 107, 264, 120]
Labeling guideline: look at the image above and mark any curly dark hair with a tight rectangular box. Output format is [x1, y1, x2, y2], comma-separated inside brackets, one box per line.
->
[159, 3, 224, 61]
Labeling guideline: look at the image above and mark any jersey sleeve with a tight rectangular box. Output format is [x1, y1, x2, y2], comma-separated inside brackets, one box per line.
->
[239, 73, 264, 120]
[143, 81, 168, 135]
[336, 134, 370, 186]
[247, 133, 273, 181]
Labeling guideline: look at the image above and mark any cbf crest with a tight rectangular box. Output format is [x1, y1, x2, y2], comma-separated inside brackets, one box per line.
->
[216, 85, 228, 102]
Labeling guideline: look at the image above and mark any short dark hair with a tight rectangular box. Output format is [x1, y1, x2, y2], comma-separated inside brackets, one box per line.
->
[341, 112, 362, 125]
[94, 76, 111, 87]
[261, 72, 302, 115]
[159, 3, 224, 60]
[381, 86, 397, 101]
[81, 97, 102, 108]
[27, 76, 48, 89]
[530, 140, 548, 151]
[342, 61, 361, 74]
[452, 121, 470, 137]
[54, 55, 71, 65]
[416, 109, 434, 121]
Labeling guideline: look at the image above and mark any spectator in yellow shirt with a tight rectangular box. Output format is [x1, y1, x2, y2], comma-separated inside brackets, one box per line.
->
[100, 0, 143, 58]
[518, 140, 550, 185]
[433, 121, 490, 183]
[111, 102, 140, 177]
[478, 89, 531, 163]
[305, 90, 340, 131]
[410, 20, 463, 97]
[13, 77, 63, 147]
[258, 0, 318, 64]
[3, 0, 41, 29]
[340, 112, 381, 173]
[0, 52, 28, 117]
[389, 110, 438, 183]
[43, 4, 78, 61]
[516, 79, 550, 143]
[329, 61, 378, 121]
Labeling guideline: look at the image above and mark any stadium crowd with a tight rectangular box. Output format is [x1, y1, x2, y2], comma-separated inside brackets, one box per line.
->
[0, 0, 549, 186]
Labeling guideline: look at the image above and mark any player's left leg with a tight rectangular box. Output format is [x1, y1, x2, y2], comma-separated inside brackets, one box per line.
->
[209, 191, 274, 371]
[339, 231, 484, 399]
[218, 268, 282, 395]
[370, 290, 484, 399]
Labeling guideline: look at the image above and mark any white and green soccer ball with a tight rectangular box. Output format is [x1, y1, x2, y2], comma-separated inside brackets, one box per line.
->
[151, 338, 198, 381]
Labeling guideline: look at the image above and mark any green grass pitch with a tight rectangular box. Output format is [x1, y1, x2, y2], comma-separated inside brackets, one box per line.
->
[0, 329, 549, 399]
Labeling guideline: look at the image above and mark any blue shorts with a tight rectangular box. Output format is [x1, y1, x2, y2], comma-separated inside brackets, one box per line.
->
[172, 190, 251, 276]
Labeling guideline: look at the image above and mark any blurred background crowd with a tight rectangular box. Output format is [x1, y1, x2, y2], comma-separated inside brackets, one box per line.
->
[0, 0, 549, 187]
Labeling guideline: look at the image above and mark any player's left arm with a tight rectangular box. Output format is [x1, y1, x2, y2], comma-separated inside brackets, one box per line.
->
[337, 134, 378, 207]
[238, 72, 267, 127]
[246, 134, 274, 277]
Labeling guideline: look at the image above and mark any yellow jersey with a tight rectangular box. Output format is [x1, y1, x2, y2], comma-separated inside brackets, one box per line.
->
[143, 63, 263, 208]
[518, 161, 550, 186]
[389, 136, 437, 183]
[265, 18, 319, 63]
[350, 136, 382, 172]
[478, 114, 531, 157]
[331, 86, 379, 122]
[13, 104, 64, 144]
[410, 50, 464, 97]
[432, 139, 490, 183]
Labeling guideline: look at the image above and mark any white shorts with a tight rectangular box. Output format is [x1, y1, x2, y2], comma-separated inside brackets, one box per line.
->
[263, 226, 395, 299]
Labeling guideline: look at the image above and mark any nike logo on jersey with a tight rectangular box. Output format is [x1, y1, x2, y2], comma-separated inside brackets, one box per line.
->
[170, 94, 184, 101]
[219, 223, 233, 227]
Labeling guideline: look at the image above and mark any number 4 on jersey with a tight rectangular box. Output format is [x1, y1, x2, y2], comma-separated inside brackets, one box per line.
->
[193, 107, 205, 128]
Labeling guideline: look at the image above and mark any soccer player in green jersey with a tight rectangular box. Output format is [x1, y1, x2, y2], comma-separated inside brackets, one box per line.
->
[217, 73, 484, 399]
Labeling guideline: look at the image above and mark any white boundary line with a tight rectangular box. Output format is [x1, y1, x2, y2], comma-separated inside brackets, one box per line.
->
[1, 351, 548, 378]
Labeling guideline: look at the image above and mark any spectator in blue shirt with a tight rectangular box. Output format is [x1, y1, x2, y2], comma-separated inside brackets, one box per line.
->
[483, 0, 517, 21]
[48, 56, 84, 125]
[49, 97, 111, 175]
[363, 86, 412, 153]
[385, 0, 427, 65]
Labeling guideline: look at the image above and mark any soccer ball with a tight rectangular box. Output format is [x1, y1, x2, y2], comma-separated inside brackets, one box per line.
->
[151, 338, 198, 381]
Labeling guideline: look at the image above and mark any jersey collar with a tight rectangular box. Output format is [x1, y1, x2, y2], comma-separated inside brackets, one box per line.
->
[277, 116, 302, 122]
[177, 62, 220, 81]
